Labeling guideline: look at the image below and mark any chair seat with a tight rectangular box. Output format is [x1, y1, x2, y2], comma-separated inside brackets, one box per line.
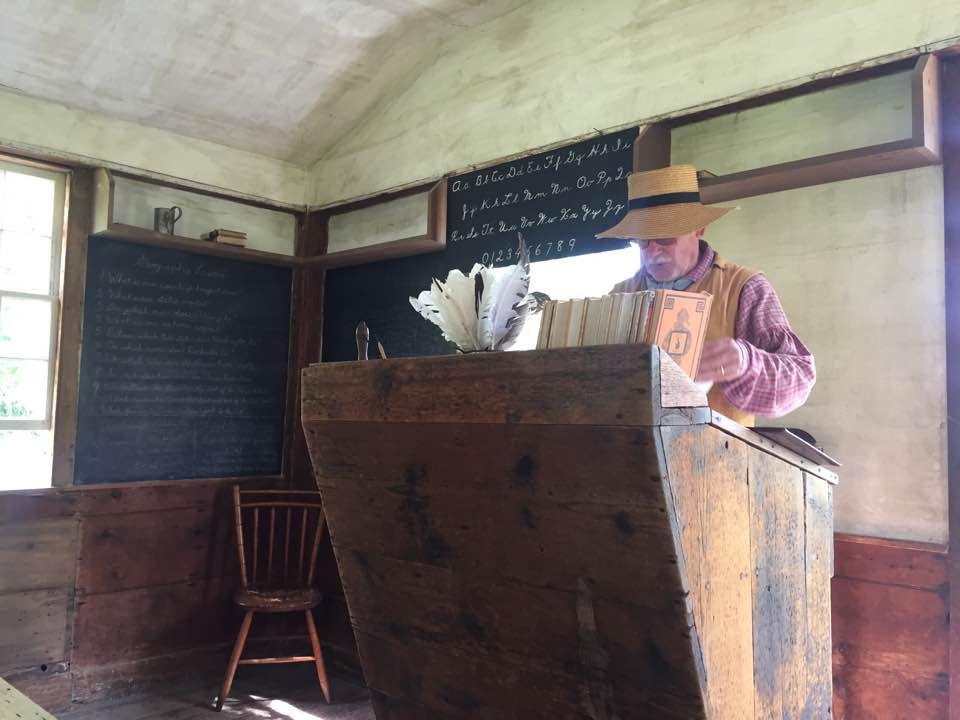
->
[235, 587, 322, 612]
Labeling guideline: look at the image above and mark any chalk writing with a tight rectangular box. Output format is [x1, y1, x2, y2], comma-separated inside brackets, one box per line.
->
[75, 236, 292, 484]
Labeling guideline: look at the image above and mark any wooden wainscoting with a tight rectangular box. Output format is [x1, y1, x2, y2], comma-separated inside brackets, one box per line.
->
[0, 479, 278, 712]
[832, 533, 949, 719]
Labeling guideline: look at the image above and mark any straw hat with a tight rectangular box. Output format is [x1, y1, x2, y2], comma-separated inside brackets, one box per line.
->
[596, 164, 734, 240]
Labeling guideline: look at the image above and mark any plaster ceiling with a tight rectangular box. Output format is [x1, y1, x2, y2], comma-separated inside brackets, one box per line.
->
[0, 0, 531, 166]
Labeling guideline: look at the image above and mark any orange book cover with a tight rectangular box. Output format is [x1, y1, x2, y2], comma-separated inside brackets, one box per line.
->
[650, 290, 713, 379]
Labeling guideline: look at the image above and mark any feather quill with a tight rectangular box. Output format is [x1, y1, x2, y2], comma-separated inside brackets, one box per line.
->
[410, 235, 548, 352]
[480, 236, 530, 349]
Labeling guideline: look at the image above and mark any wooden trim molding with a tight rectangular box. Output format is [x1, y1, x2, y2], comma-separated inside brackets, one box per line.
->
[699, 55, 942, 204]
[632, 124, 671, 172]
[51, 168, 94, 488]
[284, 211, 328, 489]
[941, 54, 960, 720]
[302, 178, 448, 269]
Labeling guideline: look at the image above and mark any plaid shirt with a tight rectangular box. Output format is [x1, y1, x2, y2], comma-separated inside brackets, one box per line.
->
[644, 242, 815, 417]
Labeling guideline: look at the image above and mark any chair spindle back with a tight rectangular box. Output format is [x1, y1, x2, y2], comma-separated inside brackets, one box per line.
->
[232, 487, 326, 591]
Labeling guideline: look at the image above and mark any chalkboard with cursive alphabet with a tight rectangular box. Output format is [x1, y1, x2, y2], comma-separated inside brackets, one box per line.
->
[322, 127, 637, 361]
[74, 235, 292, 484]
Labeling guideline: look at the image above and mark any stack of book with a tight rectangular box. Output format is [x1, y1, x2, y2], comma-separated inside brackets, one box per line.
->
[536, 289, 713, 379]
[202, 228, 247, 247]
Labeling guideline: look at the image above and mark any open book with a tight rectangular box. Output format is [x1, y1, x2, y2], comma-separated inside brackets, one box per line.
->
[536, 290, 713, 380]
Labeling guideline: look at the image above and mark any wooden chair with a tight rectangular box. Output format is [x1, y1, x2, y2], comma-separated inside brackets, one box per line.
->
[215, 487, 331, 711]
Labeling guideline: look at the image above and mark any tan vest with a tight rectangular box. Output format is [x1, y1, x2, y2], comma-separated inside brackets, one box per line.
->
[611, 253, 758, 426]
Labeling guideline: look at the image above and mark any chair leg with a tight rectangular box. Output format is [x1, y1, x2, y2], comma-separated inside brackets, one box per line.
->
[304, 609, 331, 702]
[216, 610, 254, 711]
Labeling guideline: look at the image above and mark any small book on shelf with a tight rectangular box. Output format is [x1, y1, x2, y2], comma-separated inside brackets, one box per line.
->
[536, 289, 713, 380]
[202, 228, 248, 246]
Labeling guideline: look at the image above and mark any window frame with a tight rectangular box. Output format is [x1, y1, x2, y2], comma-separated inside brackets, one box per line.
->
[0, 158, 67, 431]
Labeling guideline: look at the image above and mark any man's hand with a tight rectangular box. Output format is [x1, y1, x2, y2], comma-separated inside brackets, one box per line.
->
[696, 338, 746, 383]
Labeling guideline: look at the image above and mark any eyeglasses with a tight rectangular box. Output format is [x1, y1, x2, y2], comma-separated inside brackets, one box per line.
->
[636, 239, 677, 249]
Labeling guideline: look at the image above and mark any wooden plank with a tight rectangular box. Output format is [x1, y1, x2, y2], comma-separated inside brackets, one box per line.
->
[633, 124, 671, 171]
[660, 425, 754, 719]
[70, 644, 229, 703]
[356, 627, 703, 720]
[658, 351, 708, 409]
[95, 223, 300, 267]
[834, 533, 947, 592]
[71, 577, 234, 667]
[832, 577, 947, 678]
[699, 139, 936, 204]
[0, 677, 59, 720]
[832, 663, 948, 720]
[91, 167, 113, 235]
[0, 491, 78, 524]
[76, 506, 235, 595]
[942, 54, 960, 720]
[0, 589, 71, 673]
[427, 178, 448, 248]
[52, 167, 95, 487]
[831, 534, 950, 719]
[803, 474, 834, 718]
[0, 518, 78, 593]
[72, 476, 280, 515]
[309, 418, 706, 718]
[302, 345, 659, 427]
[337, 548, 699, 691]
[285, 210, 328, 489]
[748, 448, 807, 719]
[911, 54, 941, 155]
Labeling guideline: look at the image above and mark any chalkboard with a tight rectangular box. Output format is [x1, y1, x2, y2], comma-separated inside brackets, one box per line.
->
[75, 236, 292, 484]
[323, 127, 636, 361]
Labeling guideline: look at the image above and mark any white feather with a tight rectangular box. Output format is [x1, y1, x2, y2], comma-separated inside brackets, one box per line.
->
[410, 236, 547, 352]
[486, 239, 531, 348]
[438, 269, 482, 351]
[474, 264, 499, 350]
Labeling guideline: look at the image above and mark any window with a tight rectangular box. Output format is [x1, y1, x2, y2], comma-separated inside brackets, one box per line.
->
[499, 244, 643, 351]
[0, 160, 66, 490]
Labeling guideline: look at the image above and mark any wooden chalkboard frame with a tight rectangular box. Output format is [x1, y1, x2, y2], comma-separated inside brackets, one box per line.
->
[72, 234, 294, 485]
[52, 177, 304, 488]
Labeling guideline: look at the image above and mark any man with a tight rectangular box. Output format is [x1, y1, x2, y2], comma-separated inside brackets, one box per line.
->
[596, 164, 814, 426]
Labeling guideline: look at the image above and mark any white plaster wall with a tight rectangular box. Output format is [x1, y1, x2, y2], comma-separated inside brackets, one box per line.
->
[112, 177, 297, 255]
[307, 0, 960, 206]
[672, 71, 914, 175]
[327, 191, 430, 253]
[0, 89, 306, 207]
[701, 168, 946, 544]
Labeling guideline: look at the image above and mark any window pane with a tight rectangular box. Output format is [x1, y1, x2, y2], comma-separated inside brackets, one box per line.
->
[0, 231, 52, 294]
[0, 430, 52, 489]
[0, 170, 56, 235]
[0, 359, 48, 419]
[0, 297, 52, 359]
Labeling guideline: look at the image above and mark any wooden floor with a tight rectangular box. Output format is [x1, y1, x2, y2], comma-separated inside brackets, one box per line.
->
[58, 666, 374, 720]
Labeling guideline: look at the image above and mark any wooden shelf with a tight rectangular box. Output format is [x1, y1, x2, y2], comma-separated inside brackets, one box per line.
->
[91, 168, 301, 267]
[95, 223, 300, 267]
[691, 54, 942, 203]
[300, 233, 444, 269]
[303, 178, 447, 269]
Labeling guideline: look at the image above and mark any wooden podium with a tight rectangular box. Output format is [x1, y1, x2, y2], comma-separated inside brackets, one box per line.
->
[301, 345, 837, 719]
